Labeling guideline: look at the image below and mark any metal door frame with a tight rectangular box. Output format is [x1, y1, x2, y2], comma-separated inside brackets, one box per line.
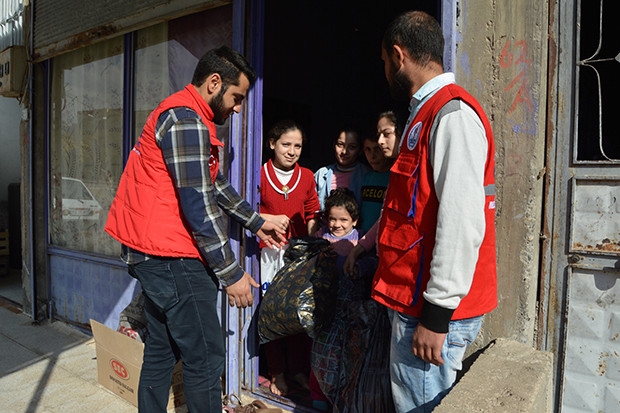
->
[543, 0, 620, 411]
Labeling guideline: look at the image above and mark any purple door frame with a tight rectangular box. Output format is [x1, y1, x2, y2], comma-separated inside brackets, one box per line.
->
[224, 0, 265, 401]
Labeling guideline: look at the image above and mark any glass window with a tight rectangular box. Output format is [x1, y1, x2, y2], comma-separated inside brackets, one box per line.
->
[49, 5, 233, 256]
[49, 37, 124, 255]
[134, 6, 233, 144]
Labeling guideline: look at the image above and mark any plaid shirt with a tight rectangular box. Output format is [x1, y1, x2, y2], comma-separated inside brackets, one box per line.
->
[122, 107, 264, 287]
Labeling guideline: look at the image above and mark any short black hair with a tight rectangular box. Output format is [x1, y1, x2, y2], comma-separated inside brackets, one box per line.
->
[382, 10, 444, 68]
[324, 187, 359, 222]
[191, 46, 257, 90]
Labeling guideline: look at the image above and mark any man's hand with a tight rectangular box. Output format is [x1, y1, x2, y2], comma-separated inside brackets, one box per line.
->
[257, 220, 287, 249]
[224, 272, 260, 308]
[412, 323, 447, 366]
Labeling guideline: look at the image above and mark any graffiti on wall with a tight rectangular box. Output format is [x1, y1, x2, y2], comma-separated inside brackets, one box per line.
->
[500, 39, 538, 135]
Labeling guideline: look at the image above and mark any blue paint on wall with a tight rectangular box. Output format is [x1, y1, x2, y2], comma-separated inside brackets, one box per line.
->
[50, 254, 140, 330]
[460, 52, 473, 79]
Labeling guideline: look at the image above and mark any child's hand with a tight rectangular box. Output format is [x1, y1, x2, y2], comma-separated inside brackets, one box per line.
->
[343, 244, 365, 276]
[260, 213, 290, 232]
[271, 214, 290, 231]
[257, 220, 287, 249]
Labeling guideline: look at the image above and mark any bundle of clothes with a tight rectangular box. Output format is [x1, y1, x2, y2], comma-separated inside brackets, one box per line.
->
[257, 237, 395, 413]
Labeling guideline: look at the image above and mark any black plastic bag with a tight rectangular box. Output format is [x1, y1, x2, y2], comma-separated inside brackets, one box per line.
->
[334, 300, 395, 413]
[311, 252, 395, 413]
[257, 237, 339, 344]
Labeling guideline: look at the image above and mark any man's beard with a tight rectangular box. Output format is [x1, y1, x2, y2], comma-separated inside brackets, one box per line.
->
[389, 68, 412, 102]
[210, 89, 228, 125]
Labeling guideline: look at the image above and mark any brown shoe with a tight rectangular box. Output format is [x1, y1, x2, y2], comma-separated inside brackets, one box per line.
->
[234, 399, 282, 413]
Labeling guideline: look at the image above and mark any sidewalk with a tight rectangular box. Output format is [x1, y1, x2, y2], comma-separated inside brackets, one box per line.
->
[0, 299, 138, 413]
[0, 299, 289, 413]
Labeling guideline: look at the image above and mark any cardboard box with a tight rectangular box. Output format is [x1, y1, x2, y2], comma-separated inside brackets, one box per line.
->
[90, 319, 185, 409]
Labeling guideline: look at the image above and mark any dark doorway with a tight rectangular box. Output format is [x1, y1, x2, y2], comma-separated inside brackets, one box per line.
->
[263, 0, 440, 171]
[258, 1, 440, 409]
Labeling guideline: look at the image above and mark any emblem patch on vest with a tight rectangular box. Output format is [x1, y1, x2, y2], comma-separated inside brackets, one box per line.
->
[407, 121, 422, 150]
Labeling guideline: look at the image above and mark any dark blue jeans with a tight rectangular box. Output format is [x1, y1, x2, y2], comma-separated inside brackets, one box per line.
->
[129, 257, 224, 413]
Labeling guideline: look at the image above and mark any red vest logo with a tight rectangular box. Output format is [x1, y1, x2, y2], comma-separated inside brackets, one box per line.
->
[110, 359, 129, 379]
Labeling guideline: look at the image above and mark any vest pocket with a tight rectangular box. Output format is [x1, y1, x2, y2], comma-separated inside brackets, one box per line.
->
[376, 207, 424, 306]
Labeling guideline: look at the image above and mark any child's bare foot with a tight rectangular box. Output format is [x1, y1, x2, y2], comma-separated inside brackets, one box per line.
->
[269, 373, 288, 396]
[291, 372, 310, 391]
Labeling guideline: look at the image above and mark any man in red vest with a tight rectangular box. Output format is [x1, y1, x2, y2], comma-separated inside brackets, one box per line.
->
[372, 11, 497, 412]
[105, 46, 284, 413]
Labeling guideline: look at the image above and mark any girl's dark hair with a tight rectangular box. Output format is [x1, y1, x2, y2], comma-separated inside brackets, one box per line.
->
[333, 126, 361, 145]
[192, 45, 257, 90]
[324, 187, 359, 222]
[377, 110, 404, 145]
[267, 119, 305, 144]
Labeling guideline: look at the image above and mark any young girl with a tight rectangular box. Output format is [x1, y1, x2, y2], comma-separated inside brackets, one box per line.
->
[344, 110, 403, 274]
[310, 187, 367, 411]
[314, 127, 370, 213]
[259, 119, 320, 396]
[314, 187, 361, 275]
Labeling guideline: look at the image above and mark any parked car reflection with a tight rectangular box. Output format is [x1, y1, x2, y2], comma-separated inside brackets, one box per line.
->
[62, 177, 103, 220]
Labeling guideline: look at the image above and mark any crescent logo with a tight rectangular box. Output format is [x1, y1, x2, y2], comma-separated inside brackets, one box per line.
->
[110, 359, 129, 380]
[407, 122, 422, 151]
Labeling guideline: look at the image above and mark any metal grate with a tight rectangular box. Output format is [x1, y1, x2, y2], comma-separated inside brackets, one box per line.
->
[576, 0, 620, 162]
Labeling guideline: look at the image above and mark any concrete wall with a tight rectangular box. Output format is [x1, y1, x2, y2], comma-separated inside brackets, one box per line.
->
[456, 0, 548, 350]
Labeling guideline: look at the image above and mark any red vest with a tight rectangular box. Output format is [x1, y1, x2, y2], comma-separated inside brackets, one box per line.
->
[104, 84, 223, 258]
[371, 84, 497, 320]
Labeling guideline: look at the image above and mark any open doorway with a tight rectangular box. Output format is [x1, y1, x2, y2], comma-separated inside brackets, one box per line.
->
[262, 0, 440, 171]
[256, 1, 440, 409]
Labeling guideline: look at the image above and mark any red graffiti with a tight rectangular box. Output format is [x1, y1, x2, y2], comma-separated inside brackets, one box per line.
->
[501, 40, 533, 113]
[506, 153, 523, 177]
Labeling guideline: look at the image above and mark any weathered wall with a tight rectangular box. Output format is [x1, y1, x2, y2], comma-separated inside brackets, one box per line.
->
[456, 0, 548, 348]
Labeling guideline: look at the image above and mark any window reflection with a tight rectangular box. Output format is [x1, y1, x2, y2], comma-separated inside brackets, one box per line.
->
[50, 38, 124, 254]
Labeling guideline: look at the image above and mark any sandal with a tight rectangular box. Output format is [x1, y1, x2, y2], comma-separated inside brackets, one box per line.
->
[234, 399, 282, 413]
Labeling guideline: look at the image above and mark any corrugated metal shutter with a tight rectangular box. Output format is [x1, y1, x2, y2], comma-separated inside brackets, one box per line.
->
[0, 0, 23, 50]
[32, 0, 230, 61]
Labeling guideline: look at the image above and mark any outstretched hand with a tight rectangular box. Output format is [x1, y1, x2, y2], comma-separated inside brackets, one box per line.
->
[224, 272, 260, 308]
[257, 219, 287, 249]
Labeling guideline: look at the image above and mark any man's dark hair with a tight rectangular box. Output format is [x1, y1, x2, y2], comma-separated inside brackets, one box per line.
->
[382, 11, 444, 68]
[191, 46, 257, 90]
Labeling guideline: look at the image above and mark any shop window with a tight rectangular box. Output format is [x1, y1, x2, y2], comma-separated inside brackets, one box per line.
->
[49, 37, 124, 255]
[134, 7, 233, 143]
[48, 5, 233, 256]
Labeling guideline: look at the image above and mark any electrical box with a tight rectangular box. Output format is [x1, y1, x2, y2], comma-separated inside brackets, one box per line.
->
[0, 46, 27, 98]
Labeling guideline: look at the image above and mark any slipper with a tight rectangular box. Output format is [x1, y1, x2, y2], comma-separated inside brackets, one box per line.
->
[234, 399, 282, 413]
